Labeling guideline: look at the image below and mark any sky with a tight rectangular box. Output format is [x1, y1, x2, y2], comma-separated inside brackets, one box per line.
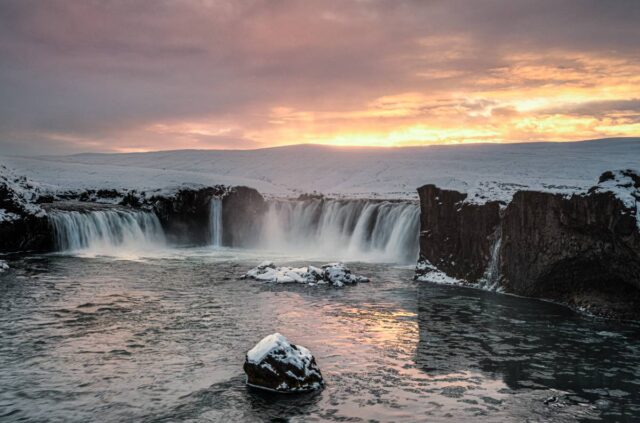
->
[0, 0, 639, 155]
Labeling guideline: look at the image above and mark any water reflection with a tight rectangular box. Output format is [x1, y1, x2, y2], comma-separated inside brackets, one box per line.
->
[416, 282, 640, 421]
[0, 255, 639, 422]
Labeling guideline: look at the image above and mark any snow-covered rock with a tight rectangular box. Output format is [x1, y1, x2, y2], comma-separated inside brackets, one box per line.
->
[243, 261, 369, 286]
[414, 259, 464, 286]
[243, 333, 324, 393]
[591, 169, 639, 228]
[1, 166, 52, 252]
[0, 165, 45, 221]
[321, 262, 369, 287]
[0, 260, 8, 273]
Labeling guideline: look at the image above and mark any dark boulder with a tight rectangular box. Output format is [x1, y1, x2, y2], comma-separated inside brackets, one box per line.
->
[244, 333, 324, 393]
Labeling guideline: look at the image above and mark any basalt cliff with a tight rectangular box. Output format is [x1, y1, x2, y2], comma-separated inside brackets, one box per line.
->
[416, 170, 640, 319]
[0, 172, 266, 252]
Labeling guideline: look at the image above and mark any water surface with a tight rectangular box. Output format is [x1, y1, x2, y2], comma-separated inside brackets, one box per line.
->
[1, 250, 639, 422]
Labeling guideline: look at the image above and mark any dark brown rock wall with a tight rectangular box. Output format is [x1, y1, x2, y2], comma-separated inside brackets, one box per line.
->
[0, 216, 52, 253]
[222, 186, 266, 247]
[417, 181, 640, 319]
[417, 184, 501, 282]
[500, 191, 640, 318]
[151, 186, 226, 245]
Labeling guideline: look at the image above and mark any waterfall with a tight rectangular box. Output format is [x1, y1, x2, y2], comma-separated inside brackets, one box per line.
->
[209, 197, 223, 247]
[49, 209, 166, 256]
[259, 199, 420, 263]
[479, 234, 503, 291]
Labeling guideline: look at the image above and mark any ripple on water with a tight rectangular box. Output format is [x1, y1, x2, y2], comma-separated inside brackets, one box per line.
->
[0, 254, 639, 422]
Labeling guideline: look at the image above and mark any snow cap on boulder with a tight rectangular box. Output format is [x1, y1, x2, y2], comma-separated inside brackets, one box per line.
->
[243, 261, 369, 287]
[244, 333, 324, 393]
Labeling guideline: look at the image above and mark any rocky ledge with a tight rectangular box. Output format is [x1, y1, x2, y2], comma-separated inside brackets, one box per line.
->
[0, 165, 51, 252]
[0, 163, 267, 252]
[416, 169, 640, 320]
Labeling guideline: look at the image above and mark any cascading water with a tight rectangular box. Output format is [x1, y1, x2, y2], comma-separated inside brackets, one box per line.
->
[259, 199, 420, 263]
[479, 234, 503, 291]
[209, 197, 223, 247]
[49, 209, 166, 256]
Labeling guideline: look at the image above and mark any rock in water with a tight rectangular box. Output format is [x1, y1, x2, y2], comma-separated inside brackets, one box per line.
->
[243, 261, 369, 287]
[243, 333, 324, 393]
[321, 262, 369, 287]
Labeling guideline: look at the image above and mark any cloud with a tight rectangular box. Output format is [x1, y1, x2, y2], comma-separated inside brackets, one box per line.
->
[541, 99, 640, 117]
[0, 0, 639, 153]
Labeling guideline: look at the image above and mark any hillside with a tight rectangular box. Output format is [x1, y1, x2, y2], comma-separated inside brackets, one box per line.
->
[1, 138, 639, 202]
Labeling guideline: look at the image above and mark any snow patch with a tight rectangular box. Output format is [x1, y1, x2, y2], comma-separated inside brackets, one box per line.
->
[3, 138, 639, 202]
[0, 210, 20, 222]
[415, 260, 464, 286]
[591, 169, 640, 228]
[243, 261, 369, 286]
[0, 164, 45, 221]
[247, 333, 304, 365]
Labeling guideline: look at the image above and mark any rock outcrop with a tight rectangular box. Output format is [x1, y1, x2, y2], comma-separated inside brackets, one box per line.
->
[0, 165, 269, 252]
[244, 333, 324, 393]
[418, 185, 501, 282]
[416, 170, 640, 319]
[222, 186, 267, 247]
[149, 186, 227, 245]
[0, 167, 52, 253]
[243, 261, 369, 286]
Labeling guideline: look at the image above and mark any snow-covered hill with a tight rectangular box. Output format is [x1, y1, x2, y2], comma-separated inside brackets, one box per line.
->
[1, 138, 639, 202]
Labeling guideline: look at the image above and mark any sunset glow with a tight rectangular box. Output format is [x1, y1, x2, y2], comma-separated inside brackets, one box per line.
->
[0, 1, 638, 154]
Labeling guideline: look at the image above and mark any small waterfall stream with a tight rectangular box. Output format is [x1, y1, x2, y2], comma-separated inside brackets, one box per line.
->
[259, 199, 420, 263]
[49, 209, 166, 255]
[209, 198, 223, 247]
[479, 234, 502, 291]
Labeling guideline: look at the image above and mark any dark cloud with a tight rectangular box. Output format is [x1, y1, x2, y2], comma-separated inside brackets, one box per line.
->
[0, 0, 639, 153]
[542, 99, 640, 117]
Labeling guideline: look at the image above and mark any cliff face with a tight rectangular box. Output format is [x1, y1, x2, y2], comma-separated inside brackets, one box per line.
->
[416, 171, 640, 319]
[0, 215, 52, 253]
[0, 176, 52, 253]
[0, 182, 268, 251]
[149, 185, 266, 247]
[417, 185, 501, 282]
[222, 186, 267, 247]
[501, 190, 640, 318]
[150, 186, 227, 245]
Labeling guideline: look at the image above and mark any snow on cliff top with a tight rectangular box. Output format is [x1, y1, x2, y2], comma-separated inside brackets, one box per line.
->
[0, 164, 44, 221]
[1, 137, 639, 202]
[592, 169, 640, 227]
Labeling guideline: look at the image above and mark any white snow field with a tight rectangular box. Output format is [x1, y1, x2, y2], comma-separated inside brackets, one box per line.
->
[1, 137, 639, 202]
